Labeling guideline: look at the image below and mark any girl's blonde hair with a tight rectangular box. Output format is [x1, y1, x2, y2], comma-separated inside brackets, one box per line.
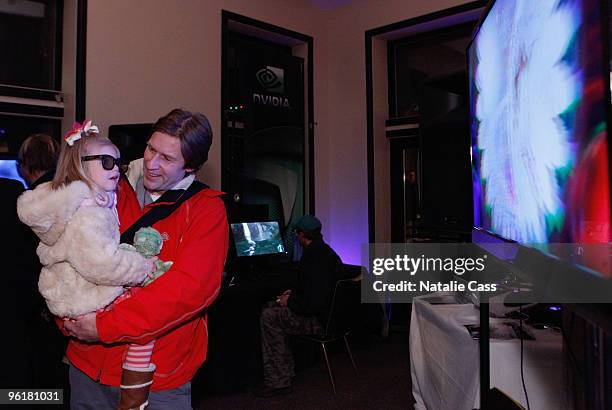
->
[51, 132, 119, 192]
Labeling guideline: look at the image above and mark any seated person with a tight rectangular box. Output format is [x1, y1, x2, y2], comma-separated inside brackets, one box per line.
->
[256, 214, 342, 397]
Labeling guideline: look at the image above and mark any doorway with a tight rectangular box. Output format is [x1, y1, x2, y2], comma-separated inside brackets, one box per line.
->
[390, 137, 421, 242]
[387, 23, 476, 243]
[221, 11, 313, 258]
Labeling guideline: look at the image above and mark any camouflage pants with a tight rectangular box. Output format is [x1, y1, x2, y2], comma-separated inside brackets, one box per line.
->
[260, 302, 323, 388]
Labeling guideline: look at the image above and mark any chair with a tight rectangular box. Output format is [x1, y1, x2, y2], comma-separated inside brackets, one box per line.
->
[298, 279, 360, 393]
[335, 263, 365, 281]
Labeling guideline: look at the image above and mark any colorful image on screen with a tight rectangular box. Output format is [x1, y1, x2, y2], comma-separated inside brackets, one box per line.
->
[0, 159, 27, 188]
[231, 221, 286, 257]
[470, 0, 610, 254]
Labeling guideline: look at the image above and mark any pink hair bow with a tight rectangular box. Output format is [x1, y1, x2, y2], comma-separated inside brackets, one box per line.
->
[64, 120, 99, 146]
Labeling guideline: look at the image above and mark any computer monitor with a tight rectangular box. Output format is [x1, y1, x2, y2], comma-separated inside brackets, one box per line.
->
[0, 158, 26, 188]
[108, 123, 152, 165]
[230, 221, 286, 257]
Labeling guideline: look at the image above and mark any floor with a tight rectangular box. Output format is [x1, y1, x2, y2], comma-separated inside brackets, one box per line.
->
[193, 331, 414, 410]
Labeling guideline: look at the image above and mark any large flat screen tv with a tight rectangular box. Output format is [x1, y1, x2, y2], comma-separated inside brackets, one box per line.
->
[469, 0, 611, 276]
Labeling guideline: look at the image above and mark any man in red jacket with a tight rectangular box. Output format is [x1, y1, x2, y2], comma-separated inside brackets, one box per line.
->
[64, 109, 228, 409]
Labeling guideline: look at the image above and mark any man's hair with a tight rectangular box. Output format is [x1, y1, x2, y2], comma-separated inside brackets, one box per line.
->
[151, 108, 213, 171]
[52, 133, 119, 192]
[18, 133, 59, 174]
[297, 228, 322, 241]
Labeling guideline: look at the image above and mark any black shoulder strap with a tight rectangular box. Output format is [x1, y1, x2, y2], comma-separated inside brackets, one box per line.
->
[120, 180, 208, 244]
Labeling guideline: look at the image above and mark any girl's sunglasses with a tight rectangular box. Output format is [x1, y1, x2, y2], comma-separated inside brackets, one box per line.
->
[81, 154, 121, 171]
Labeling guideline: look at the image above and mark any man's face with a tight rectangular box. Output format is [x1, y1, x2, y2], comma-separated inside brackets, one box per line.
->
[143, 131, 194, 195]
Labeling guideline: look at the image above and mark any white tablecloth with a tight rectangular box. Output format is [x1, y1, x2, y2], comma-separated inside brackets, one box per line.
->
[409, 293, 564, 410]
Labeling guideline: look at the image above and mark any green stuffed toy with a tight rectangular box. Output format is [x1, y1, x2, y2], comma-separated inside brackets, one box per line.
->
[119, 227, 173, 286]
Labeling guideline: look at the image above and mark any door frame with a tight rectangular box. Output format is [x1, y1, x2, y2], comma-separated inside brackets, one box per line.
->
[364, 1, 485, 242]
[389, 136, 420, 242]
[221, 10, 315, 214]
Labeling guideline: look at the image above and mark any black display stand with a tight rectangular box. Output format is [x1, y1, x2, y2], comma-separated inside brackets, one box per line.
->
[479, 298, 490, 409]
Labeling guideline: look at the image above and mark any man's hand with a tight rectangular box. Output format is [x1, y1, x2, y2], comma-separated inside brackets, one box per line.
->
[64, 312, 100, 342]
[276, 289, 292, 307]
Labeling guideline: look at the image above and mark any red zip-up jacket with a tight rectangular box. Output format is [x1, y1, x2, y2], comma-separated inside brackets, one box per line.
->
[65, 178, 228, 390]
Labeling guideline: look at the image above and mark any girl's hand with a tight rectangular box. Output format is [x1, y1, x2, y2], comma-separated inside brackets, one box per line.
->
[146, 257, 158, 279]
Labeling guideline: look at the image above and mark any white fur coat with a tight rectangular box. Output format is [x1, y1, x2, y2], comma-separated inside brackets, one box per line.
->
[17, 181, 149, 318]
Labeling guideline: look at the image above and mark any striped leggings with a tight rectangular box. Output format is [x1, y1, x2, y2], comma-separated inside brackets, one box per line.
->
[125, 340, 155, 368]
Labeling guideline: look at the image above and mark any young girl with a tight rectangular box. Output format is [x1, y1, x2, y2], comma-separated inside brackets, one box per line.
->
[17, 122, 157, 409]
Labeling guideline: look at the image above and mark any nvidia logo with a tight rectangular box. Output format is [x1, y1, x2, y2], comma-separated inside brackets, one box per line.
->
[255, 66, 284, 94]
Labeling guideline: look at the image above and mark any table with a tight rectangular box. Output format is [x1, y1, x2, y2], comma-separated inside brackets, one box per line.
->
[410, 293, 564, 410]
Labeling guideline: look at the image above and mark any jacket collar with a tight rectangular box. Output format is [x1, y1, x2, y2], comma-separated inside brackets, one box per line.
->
[146, 182, 224, 208]
[30, 170, 54, 189]
[150, 188, 191, 206]
[143, 174, 194, 207]
[146, 174, 196, 205]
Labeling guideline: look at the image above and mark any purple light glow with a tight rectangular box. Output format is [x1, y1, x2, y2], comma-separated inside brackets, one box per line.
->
[323, 207, 368, 267]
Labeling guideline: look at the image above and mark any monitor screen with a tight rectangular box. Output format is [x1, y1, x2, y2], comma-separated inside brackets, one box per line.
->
[0, 159, 26, 188]
[108, 123, 152, 165]
[230, 221, 286, 257]
[469, 0, 610, 260]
